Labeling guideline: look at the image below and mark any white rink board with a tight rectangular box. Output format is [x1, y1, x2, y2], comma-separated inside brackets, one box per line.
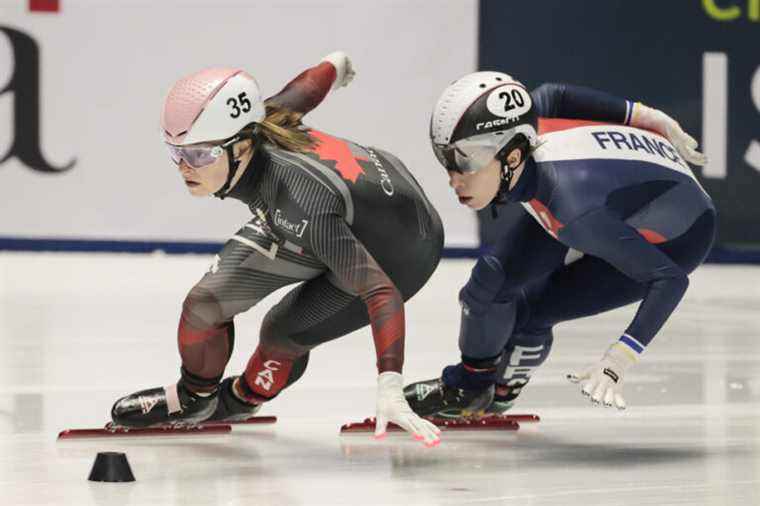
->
[0, 0, 479, 246]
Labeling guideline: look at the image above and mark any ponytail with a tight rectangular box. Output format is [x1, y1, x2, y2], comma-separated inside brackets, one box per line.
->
[252, 105, 316, 153]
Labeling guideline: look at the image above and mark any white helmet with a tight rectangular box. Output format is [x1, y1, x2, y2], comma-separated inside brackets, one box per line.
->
[161, 68, 266, 146]
[430, 71, 538, 174]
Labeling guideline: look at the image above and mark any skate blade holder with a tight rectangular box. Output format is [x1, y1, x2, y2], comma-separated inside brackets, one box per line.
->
[57, 416, 277, 440]
[339, 414, 540, 434]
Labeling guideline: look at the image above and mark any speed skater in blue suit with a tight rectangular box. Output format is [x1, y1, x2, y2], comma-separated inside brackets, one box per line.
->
[405, 72, 715, 417]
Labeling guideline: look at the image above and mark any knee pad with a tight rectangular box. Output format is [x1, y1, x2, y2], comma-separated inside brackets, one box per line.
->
[459, 255, 506, 316]
[458, 300, 517, 360]
[457, 255, 516, 358]
[182, 286, 225, 330]
[179, 286, 232, 356]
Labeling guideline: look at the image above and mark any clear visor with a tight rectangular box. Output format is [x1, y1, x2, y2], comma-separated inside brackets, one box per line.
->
[165, 135, 239, 169]
[433, 134, 510, 174]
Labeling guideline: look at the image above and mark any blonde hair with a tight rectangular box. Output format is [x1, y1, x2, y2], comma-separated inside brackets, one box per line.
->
[248, 105, 316, 153]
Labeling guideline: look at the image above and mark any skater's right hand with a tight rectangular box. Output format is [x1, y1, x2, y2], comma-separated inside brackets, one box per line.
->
[630, 103, 707, 166]
[375, 372, 441, 447]
[567, 340, 639, 410]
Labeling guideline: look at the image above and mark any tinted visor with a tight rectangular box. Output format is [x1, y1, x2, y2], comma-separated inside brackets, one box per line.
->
[165, 135, 239, 169]
[433, 135, 507, 174]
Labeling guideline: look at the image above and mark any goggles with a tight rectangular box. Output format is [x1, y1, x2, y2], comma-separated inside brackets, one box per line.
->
[433, 125, 537, 174]
[433, 135, 506, 174]
[166, 136, 239, 169]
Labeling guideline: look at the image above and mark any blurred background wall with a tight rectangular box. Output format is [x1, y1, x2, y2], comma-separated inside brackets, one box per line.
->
[1, 0, 758, 261]
[478, 0, 760, 262]
[0, 0, 479, 248]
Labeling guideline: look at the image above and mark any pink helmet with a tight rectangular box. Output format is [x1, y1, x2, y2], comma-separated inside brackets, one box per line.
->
[161, 68, 266, 146]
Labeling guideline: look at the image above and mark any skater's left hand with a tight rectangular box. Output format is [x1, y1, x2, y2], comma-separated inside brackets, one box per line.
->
[375, 372, 441, 447]
[321, 51, 355, 90]
[567, 341, 639, 410]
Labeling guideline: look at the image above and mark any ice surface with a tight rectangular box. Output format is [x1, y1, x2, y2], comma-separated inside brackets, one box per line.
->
[1, 253, 758, 505]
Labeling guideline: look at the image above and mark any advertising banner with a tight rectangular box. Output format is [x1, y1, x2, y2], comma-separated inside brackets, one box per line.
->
[479, 0, 760, 251]
[0, 0, 480, 248]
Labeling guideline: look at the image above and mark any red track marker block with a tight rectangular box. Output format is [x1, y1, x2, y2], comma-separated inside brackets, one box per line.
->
[29, 0, 60, 12]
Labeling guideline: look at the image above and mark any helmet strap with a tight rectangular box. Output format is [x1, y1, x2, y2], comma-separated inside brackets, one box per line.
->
[214, 157, 240, 200]
[214, 129, 260, 200]
[489, 147, 517, 219]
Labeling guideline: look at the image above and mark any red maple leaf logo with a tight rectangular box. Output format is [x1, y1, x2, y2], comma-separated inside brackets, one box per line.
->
[309, 130, 367, 183]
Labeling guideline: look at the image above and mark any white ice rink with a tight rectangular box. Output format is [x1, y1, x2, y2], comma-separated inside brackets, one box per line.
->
[1, 252, 759, 505]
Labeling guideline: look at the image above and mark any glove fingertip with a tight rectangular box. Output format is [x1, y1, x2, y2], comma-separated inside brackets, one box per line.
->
[425, 438, 441, 448]
[374, 417, 388, 438]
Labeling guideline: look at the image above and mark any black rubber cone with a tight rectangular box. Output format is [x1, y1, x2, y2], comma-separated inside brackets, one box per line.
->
[87, 452, 136, 482]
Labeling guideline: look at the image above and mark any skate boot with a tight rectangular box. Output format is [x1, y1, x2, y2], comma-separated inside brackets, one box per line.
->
[404, 378, 494, 419]
[111, 380, 218, 428]
[485, 383, 520, 415]
[206, 376, 261, 422]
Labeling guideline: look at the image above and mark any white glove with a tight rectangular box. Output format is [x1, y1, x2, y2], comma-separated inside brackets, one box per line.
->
[567, 341, 639, 410]
[375, 372, 441, 447]
[320, 51, 355, 90]
[630, 103, 708, 166]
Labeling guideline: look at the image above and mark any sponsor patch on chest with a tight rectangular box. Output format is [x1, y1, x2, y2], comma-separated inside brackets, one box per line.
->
[274, 209, 309, 239]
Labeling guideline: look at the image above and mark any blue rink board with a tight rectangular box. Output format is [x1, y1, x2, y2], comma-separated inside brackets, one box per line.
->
[0, 237, 757, 264]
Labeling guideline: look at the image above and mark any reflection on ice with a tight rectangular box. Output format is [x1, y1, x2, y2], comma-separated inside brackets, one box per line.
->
[1, 254, 759, 505]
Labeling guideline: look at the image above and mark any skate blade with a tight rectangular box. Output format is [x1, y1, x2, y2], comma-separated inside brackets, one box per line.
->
[221, 415, 277, 426]
[339, 414, 539, 434]
[484, 413, 540, 423]
[57, 416, 277, 440]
